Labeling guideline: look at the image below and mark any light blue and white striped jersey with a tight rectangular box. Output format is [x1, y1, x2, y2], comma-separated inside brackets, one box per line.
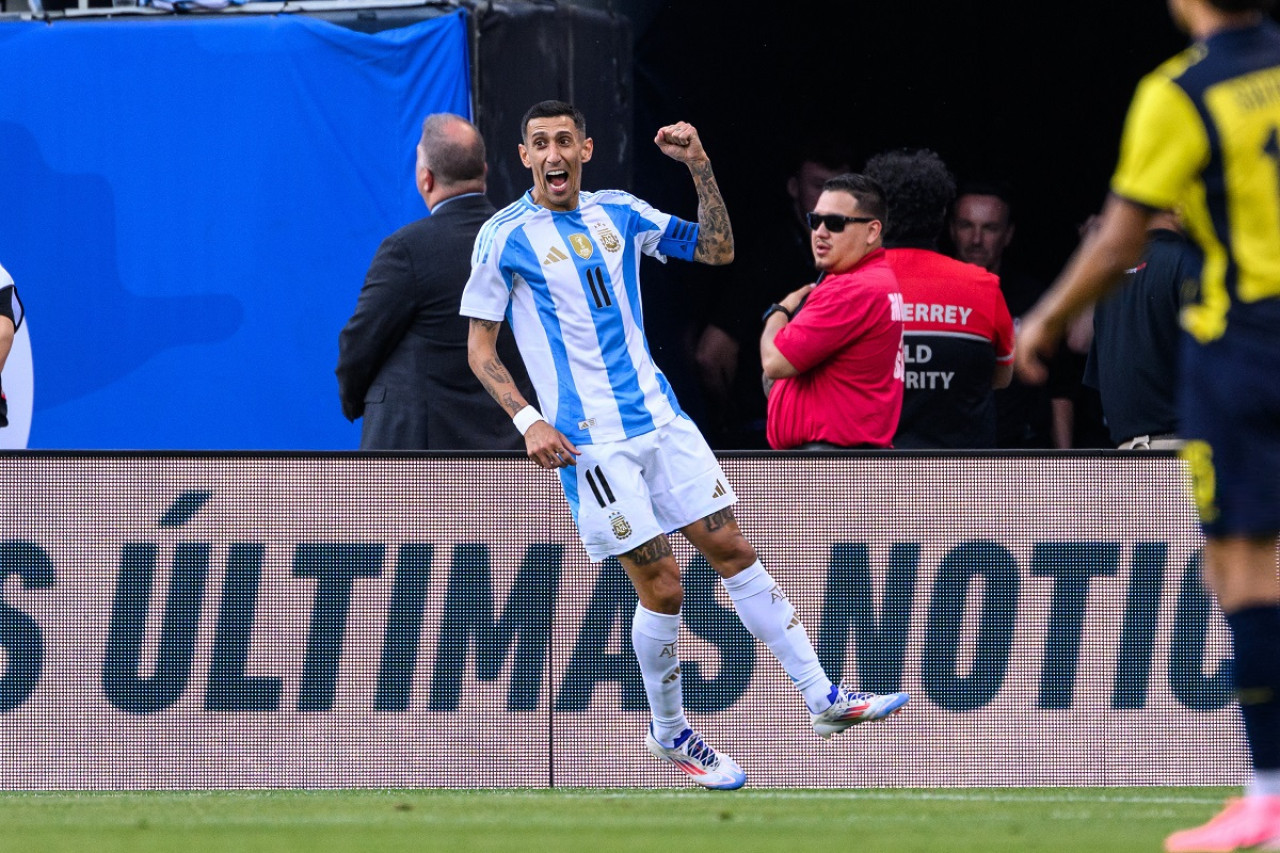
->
[461, 188, 699, 445]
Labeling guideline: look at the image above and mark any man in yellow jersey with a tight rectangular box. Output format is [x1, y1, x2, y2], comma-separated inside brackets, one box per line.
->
[1016, 1, 1280, 850]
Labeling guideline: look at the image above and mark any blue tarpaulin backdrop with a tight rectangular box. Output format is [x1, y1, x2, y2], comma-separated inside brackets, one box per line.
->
[0, 11, 471, 448]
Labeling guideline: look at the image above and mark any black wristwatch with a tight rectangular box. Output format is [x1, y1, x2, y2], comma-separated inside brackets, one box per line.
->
[762, 303, 792, 323]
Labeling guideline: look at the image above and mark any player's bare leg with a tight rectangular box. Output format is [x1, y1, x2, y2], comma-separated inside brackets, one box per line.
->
[1167, 536, 1280, 852]
[681, 509, 909, 737]
[620, 535, 745, 789]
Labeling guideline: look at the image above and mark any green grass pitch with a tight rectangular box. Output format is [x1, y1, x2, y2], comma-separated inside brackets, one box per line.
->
[0, 787, 1235, 852]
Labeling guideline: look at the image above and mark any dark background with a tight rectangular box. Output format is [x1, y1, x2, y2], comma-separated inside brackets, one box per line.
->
[629, 0, 1194, 284]
[601, 1, 1205, 436]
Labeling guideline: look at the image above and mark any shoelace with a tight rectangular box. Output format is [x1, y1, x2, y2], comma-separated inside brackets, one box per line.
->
[683, 733, 719, 768]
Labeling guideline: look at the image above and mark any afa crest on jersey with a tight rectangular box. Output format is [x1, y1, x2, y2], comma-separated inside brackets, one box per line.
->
[609, 511, 632, 540]
[593, 223, 622, 253]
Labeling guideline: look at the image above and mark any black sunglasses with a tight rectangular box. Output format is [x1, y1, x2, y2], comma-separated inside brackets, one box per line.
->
[805, 211, 877, 233]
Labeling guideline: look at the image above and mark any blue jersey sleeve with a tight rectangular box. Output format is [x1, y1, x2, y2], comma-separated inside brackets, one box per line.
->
[657, 216, 699, 262]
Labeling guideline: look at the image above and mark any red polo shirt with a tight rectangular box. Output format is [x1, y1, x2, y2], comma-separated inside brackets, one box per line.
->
[766, 248, 904, 449]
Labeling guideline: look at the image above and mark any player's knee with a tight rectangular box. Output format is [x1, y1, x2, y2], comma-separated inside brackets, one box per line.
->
[647, 574, 684, 612]
[704, 535, 757, 574]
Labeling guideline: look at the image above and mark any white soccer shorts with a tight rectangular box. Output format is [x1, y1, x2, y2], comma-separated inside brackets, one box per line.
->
[558, 414, 737, 562]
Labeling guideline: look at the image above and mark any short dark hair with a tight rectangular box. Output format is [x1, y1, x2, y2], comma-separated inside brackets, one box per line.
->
[954, 178, 1016, 225]
[521, 100, 586, 142]
[822, 173, 887, 223]
[419, 113, 485, 185]
[863, 148, 955, 245]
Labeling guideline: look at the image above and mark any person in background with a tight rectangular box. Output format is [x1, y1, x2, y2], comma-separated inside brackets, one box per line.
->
[863, 148, 1013, 448]
[693, 136, 854, 448]
[336, 113, 534, 450]
[950, 181, 1054, 447]
[1015, 1, 1280, 848]
[462, 100, 908, 791]
[1084, 208, 1201, 450]
[0, 261, 22, 429]
[760, 173, 904, 449]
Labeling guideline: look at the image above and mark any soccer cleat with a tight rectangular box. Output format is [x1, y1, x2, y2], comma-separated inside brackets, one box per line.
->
[1164, 796, 1280, 852]
[645, 726, 746, 790]
[811, 685, 910, 739]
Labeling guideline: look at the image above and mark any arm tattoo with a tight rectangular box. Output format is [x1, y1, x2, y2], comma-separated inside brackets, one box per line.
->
[472, 318, 500, 331]
[476, 349, 523, 414]
[626, 535, 674, 566]
[689, 159, 733, 265]
[701, 507, 736, 533]
[483, 359, 513, 386]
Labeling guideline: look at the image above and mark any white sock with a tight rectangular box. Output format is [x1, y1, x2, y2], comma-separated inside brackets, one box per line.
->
[722, 561, 833, 713]
[1248, 769, 1280, 798]
[631, 604, 688, 746]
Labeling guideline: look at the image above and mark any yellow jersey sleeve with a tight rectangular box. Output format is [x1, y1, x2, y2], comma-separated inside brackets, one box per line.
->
[1111, 70, 1210, 210]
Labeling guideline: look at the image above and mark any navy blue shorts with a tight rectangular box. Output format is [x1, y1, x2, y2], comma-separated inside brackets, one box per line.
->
[1179, 331, 1280, 538]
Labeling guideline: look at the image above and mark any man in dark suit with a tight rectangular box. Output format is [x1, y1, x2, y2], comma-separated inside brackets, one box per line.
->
[337, 113, 534, 450]
[0, 261, 19, 429]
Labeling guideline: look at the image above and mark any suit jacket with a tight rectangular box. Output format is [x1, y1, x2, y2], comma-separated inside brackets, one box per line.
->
[336, 193, 535, 450]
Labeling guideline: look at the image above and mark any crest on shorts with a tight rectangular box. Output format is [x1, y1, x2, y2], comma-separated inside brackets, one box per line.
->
[593, 223, 622, 253]
[609, 511, 632, 540]
[568, 233, 594, 260]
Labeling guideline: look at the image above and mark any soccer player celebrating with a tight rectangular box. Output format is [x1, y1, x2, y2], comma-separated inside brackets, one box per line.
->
[461, 100, 908, 790]
[1015, 2, 1280, 849]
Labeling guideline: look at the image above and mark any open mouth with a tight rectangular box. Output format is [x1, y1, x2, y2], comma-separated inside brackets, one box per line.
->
[547, 169, 569, 192]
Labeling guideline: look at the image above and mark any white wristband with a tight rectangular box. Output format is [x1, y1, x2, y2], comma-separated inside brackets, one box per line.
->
[512, 405, 546, 436]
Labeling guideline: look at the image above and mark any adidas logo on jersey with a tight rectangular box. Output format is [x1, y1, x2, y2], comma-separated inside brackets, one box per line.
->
[543, 245, 569, 266]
